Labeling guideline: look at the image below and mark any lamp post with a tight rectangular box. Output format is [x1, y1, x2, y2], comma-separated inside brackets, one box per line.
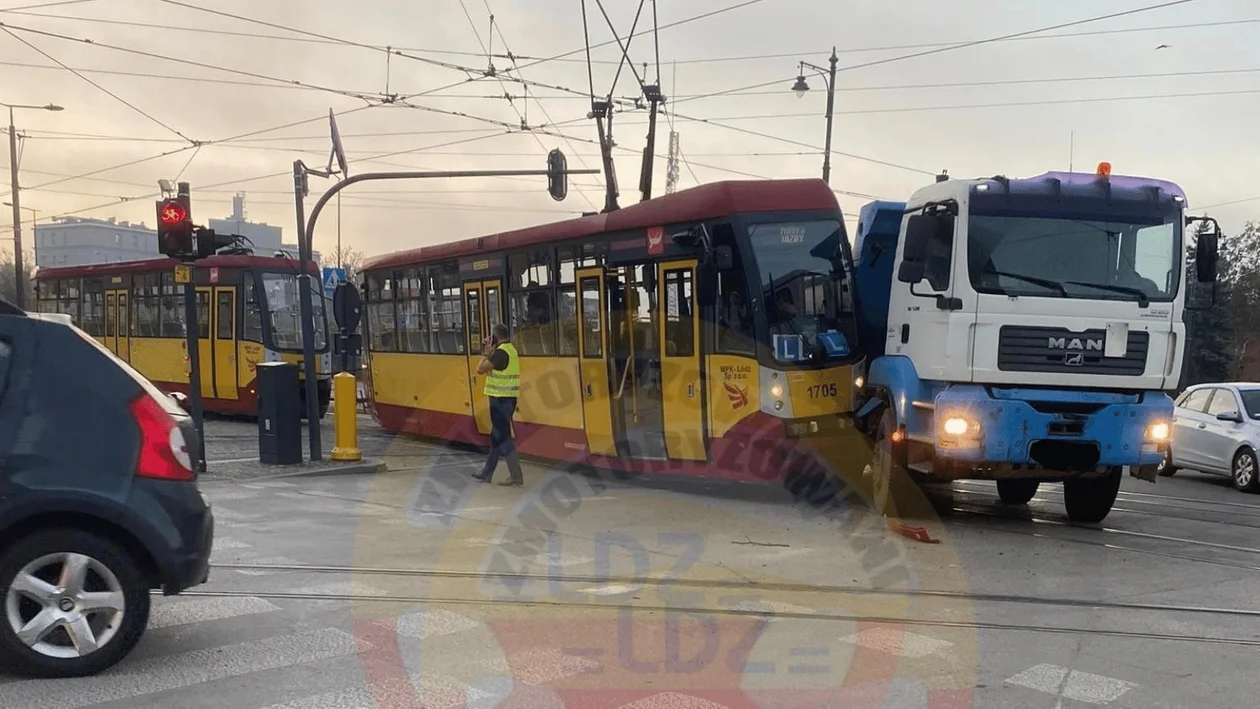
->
[4, 101, 63, 309]
[3, 203, 39, 270]
[791, 48, 838, 184]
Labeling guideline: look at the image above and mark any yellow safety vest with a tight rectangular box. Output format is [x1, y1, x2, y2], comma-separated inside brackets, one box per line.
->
[483, 342, 521, 398]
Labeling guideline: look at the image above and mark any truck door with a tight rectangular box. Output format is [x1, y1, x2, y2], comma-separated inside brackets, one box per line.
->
[658, 259, 706, 461]
[575, 267, 616, 456]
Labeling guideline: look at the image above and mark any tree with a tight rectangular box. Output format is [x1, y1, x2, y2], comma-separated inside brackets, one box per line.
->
[326, 245, 364, 285]
[0, 249, 35, 307]
[1225, 221, 1260, 380]
[1182, 219, 1236, 385]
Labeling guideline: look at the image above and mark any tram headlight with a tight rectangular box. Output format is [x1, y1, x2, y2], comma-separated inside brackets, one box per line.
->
[1146, 421, 1170, 442]
[770, 383, 784, 398]
[854, 376, 865, 390]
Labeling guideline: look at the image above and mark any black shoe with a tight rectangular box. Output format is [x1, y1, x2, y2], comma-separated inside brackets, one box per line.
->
[472, 473, 492, 483]
[497, 479, 523, 487]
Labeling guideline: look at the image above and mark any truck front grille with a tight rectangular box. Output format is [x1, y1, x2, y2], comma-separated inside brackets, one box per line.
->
[997, 326, 1148, 376]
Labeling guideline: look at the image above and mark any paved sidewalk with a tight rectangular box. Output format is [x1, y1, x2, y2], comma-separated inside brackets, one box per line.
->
[199, 414, 389, 481]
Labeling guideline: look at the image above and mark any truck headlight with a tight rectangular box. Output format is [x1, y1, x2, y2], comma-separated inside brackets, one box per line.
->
[1146, 422, 1170, 442]
[942, 416, 979, 436]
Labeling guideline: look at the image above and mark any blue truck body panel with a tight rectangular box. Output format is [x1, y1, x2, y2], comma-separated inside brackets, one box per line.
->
[853, 201, 905, 360]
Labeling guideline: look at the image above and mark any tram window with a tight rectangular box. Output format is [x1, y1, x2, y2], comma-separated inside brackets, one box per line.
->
[397, 268, 429, 353]
[510, 289, 556, 356]
[558, 243, 604, 285]
[714, 239, 755, 355]
[134, 273, 160, 337]
[196, 291, 210, 339]
[510, 249, 554, 289]
[61, 279, 81, 326]
[466, 290, 482, 352]
[217, 291, 234, 340]
[366, 273, 397, 351]
[664, 268, 695, 358]
[82, 280, 104, 337]
[556, 287, 579, 356]
[433, 262, 465, 354]
[240, 274, 262, 342]
[579, 276, 602, 358]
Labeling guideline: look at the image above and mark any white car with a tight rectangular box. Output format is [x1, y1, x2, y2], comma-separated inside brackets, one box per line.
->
[1163, 382, 1260, 492]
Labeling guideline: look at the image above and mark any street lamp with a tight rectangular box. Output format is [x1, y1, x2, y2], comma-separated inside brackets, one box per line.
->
[4, 101, 63, 309]
[791, 48, 838, 184]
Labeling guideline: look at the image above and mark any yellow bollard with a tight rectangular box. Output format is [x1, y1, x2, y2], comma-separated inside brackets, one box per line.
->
[330, 372, 362, 461]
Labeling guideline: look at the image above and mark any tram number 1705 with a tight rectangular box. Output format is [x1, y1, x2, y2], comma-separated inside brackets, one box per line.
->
[806, 383, 838, 399]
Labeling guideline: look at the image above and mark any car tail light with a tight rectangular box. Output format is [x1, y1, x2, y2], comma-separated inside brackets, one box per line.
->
[130, 393, 195, 481]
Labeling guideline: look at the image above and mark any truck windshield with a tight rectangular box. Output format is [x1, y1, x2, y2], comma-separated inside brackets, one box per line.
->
[748, 220, 854, 364]
[967, 213, 1180, 303]
[260, 271, 327, 351]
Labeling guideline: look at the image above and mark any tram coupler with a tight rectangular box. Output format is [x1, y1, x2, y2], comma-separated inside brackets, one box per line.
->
[330, 372, 362, 462]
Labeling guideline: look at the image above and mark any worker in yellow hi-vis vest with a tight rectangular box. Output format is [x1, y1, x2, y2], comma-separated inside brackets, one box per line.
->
[472, 323, 524, 486]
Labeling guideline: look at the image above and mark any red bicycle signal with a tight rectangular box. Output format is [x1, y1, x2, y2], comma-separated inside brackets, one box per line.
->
[159, 201, 188, 226]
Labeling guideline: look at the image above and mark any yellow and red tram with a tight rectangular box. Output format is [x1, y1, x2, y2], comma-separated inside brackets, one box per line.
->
[361, 178, 866, 482]
[33, 254, 332, 416]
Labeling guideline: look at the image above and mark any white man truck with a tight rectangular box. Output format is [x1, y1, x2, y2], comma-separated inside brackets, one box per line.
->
[851, 163, 1219, 523]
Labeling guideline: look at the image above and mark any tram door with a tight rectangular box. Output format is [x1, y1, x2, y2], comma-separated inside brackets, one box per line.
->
[574, 268, 616, 455]
[658, 259, 706, 461]
[464, 278, 505, 436]
[104, 288, 130, 361]
[213, 287, 239, 400]
[607, 263, 667, 459]
[195, 287, 215, 398]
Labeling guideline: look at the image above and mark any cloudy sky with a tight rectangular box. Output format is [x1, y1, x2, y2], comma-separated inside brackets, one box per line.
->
[2, 0, 1257, 261]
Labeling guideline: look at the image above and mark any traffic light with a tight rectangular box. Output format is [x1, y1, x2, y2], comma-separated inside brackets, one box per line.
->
[156, 197, 193, 258]
[546, 148, 568, 202]
[195, 228, 236, 259]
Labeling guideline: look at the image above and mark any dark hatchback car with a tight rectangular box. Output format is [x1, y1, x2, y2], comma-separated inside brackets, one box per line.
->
[0, 301, 214, 678]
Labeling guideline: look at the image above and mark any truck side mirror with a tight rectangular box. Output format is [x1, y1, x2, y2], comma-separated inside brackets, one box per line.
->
[1196, 231, 1218, 283]
[897, 260, 926, 284]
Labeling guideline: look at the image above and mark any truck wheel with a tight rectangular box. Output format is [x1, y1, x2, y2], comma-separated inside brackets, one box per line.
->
[1062, 468, 1122, 524]
[996, 479, 1039, 505]
[869, 408, 925, 518]
[0, 529, 151, 678]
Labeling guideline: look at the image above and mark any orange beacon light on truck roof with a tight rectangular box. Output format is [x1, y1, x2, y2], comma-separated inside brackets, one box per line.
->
[1097, 161, 1112, 177]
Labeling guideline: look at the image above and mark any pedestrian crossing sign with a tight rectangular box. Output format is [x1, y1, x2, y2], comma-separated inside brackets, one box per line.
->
[322, 267, 346, 293]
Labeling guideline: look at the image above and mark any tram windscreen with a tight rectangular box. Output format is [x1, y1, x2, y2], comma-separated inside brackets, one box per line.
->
[260, 271, 327, 351]
[748, 220, 854, 363]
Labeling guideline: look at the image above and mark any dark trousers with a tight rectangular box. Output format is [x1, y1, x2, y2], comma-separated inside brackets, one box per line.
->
[479, 396, 523, 482]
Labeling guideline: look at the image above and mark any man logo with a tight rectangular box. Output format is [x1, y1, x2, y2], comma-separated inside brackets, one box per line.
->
[1048, 336, 1104, 352]
[1065, 352, 1085, 366]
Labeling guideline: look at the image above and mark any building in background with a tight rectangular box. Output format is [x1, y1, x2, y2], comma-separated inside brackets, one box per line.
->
[34, 217, 162, 268]
[31, 193, 319, 269]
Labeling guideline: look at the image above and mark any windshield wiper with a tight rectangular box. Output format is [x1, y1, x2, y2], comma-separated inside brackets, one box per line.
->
[1063, 281, 1150, 307]
[988, 271, 1068, 297]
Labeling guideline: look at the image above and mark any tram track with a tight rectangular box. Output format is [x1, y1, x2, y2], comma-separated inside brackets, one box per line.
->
[949, 487, 1260, 532]
[953, 480, 1260, 522]
[208, 561, 1260, 620]
[171, 587, 1260, 649]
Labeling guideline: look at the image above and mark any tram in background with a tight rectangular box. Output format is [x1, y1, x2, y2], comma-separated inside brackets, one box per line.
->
[360, 178, 868, 484]
[33, 254, 332, 417]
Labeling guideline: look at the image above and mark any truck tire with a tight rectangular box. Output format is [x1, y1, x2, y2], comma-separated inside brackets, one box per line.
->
[1062, 468, 1122, 524]
[869, 407, 926, 519]
[996, 479, 1039, 505]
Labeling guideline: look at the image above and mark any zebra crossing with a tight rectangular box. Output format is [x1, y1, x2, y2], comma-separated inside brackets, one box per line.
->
[0, 471, 975, 709]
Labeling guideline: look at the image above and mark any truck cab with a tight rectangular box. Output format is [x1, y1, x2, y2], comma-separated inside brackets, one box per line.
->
[853, 165, 1219, 523]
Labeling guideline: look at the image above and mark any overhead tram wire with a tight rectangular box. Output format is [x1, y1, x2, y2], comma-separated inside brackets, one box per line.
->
[0, 26, 195, 144]
[8, 7, 1254, 67]
[0, 59, 384, 95]
[483, 0, 603, 210]
[0, 21, 387, 103]
[672, 0, 1211, 106]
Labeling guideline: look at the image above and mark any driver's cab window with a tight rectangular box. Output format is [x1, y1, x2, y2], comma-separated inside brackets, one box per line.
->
[1207, 389, 1239, 417]
[0, 340, 11, 402]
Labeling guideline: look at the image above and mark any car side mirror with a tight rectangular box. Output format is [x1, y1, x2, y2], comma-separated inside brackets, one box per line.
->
[897, 260, 925, 284]
[1196, 231, 1219, 283]
[1217, 411, 1243, 423]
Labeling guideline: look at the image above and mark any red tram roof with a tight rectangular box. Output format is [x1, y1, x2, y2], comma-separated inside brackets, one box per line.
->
[34, 253, 320, 280]
[362, 178, 839, 272]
